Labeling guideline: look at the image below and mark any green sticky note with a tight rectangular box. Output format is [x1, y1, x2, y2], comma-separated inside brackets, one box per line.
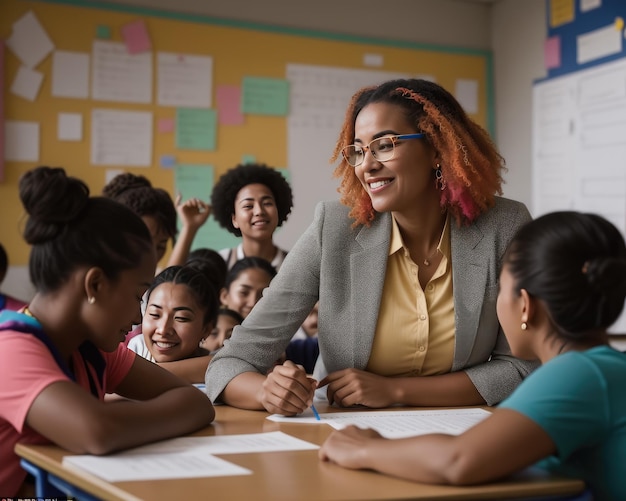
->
[276, 168, 291, 184]
[96, 25, 111, 39]
[174, 164, 240, 251]
[241, 154, 256, 165]
[176, 109, 217, 150]
[241, 77, 289, 116]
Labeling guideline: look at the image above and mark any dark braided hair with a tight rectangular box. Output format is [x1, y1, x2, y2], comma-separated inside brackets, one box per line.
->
[211, 163, 293, 237]
[103, 173, 177, 239]
[20, 166, 154, 293]
[504, 211, 626, 338]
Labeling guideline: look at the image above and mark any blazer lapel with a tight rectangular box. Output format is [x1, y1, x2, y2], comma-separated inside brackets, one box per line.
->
[451, 221, 487, 370]
[351, 212, 391, 369]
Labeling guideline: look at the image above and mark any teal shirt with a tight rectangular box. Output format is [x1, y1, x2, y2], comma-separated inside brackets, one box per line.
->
[499, 346, 626, 501]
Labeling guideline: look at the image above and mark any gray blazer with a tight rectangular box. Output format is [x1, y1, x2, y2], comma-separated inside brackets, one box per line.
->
[206, 197, 537, 405]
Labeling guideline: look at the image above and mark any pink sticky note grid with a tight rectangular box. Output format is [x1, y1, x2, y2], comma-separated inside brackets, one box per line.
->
[217, 85, 244, 125]
[121, 19, 151, 54]
[158, 118, 175, 133]
[544, 35, 561, 70]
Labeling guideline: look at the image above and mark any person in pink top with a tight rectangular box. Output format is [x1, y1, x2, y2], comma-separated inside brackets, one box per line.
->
[0, 243, 28, 312]
[0, 167, 215, 498]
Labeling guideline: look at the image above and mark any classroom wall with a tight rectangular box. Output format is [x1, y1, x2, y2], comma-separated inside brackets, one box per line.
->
[1, 0, 548, 302]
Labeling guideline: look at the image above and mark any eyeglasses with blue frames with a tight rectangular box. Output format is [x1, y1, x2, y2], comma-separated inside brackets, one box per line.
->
[341, 133, 425, 167]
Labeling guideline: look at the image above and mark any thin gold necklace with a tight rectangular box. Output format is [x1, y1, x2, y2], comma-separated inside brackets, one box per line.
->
[422, 220, 446, 267]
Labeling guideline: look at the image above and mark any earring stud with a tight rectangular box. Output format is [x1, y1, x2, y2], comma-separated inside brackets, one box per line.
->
[88, 297, 95, 305]
[521, 322, 528, 330]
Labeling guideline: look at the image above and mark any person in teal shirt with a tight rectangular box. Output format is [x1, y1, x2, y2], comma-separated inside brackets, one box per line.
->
[320, 211, 626, 501]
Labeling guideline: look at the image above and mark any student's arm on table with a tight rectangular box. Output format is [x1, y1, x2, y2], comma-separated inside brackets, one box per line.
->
[167, 195, 211, 267]
[25, 356, 215, 455]
[157, 354, 212, 384]
[319, 369, 485, 408]
[319, 408, 555, 485]
[222, 361, 316, 415]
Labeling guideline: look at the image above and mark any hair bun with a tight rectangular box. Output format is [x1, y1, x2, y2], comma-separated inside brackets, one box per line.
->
[19, 166, 90, 245]
[102, 172, 152, 198]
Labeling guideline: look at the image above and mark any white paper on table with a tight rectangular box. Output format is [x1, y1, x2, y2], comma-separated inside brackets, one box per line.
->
[52, 51, 89, 99]
[107, 431, 319, 456]
[91, 40, 152, 104]
[4, 120, 39, 161]
[57, 113, 82, 141]
[90, 109, 152, 166]
[10, 65, 43, 101]
[6, 11, 54, 68]
[63, 450, 251, 482]
[268, 408, 491, 438]
[157, 52, 212, 108]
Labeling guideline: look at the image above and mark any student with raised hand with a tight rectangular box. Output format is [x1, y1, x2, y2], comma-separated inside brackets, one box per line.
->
[320, 211, 626, 500]
[206, 78, 536, 415]
[128, 264, 220, 383]
[103, 173, 210, 267]
[219, 257, 277, 320]
[211, 163, 293, 270]
[0, 167, 214, 498]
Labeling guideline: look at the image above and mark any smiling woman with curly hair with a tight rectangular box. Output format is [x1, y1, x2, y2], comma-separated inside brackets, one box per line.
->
[211, 163, 293, 270]
[207, 78, 537, 418]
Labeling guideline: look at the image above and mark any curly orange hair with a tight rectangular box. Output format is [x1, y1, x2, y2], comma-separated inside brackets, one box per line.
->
[330, 79, 504, 226]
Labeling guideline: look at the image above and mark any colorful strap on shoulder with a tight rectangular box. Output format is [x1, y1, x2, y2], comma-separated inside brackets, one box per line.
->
[0, 310, 105, 396]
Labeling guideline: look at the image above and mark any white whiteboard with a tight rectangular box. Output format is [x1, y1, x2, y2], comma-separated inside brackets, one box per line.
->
[532, 57, 626, 333]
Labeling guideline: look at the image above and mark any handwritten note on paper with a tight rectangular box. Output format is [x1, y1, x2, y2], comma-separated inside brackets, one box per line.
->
[216, 85, 244, 125]
[268, 408, 491, 439]
[10, 66, 43, 102]
[4, 121, 39, 162]
[52, 51, 90, 99]
[157, 52, 213, 108]
[57, 113, 82, 141]
[121, 19, 152, 54]
[176, 108, 216, 150]
[6, 10, 54, 68]
[455, 79, 479, 115]
[90, 109, 152, 166]
[91, 40, 152, 104]
[63, 450, 251, 482]
[242, 77, 289, 116]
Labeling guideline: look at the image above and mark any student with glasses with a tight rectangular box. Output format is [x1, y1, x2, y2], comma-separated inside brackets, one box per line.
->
[206, 78, 536, 416]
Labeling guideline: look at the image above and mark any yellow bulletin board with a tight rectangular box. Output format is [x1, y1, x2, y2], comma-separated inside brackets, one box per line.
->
[0, 0, 493, 265]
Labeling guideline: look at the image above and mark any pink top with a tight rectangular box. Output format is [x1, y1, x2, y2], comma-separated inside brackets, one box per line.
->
[0, 332, 135, 496]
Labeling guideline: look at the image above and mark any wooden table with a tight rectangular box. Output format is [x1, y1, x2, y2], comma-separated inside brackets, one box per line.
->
[15, 404, 585, 501]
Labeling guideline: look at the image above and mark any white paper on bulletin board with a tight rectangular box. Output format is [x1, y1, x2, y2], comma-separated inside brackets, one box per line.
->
[532, 56, 626, 333]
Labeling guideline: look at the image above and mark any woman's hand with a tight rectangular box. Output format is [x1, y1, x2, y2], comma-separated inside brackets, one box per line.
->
[319, 368, 395, 408]
[175, 194, 211, 232]
[260, 360, 316, 415]
[319, 425, 383, 469]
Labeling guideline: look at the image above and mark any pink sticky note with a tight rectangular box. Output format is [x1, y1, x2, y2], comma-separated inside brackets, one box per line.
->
[158, 118, 175, 133]
[217, 85, 244, 125]
[544, 35, 561, 70]
[121, 19, 151, 54]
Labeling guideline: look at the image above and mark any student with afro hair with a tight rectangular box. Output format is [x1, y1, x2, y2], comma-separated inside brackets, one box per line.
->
[211, 163, 293, 270]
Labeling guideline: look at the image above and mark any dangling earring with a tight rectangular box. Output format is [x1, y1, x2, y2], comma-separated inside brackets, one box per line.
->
[521, 322, 528, 330]
[88, 297, 96, 305]
[435, 164, 446, 191]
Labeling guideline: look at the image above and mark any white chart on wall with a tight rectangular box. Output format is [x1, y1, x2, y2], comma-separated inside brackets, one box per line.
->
[277, 64, 411, 251]
[532, 57, 626, 333]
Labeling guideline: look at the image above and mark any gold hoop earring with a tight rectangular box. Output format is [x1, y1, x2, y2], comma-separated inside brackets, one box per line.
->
[521, 322, 528, 330]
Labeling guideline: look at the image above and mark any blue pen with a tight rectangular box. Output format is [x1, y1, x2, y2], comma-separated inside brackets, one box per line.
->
[311, 403, 321, 421]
